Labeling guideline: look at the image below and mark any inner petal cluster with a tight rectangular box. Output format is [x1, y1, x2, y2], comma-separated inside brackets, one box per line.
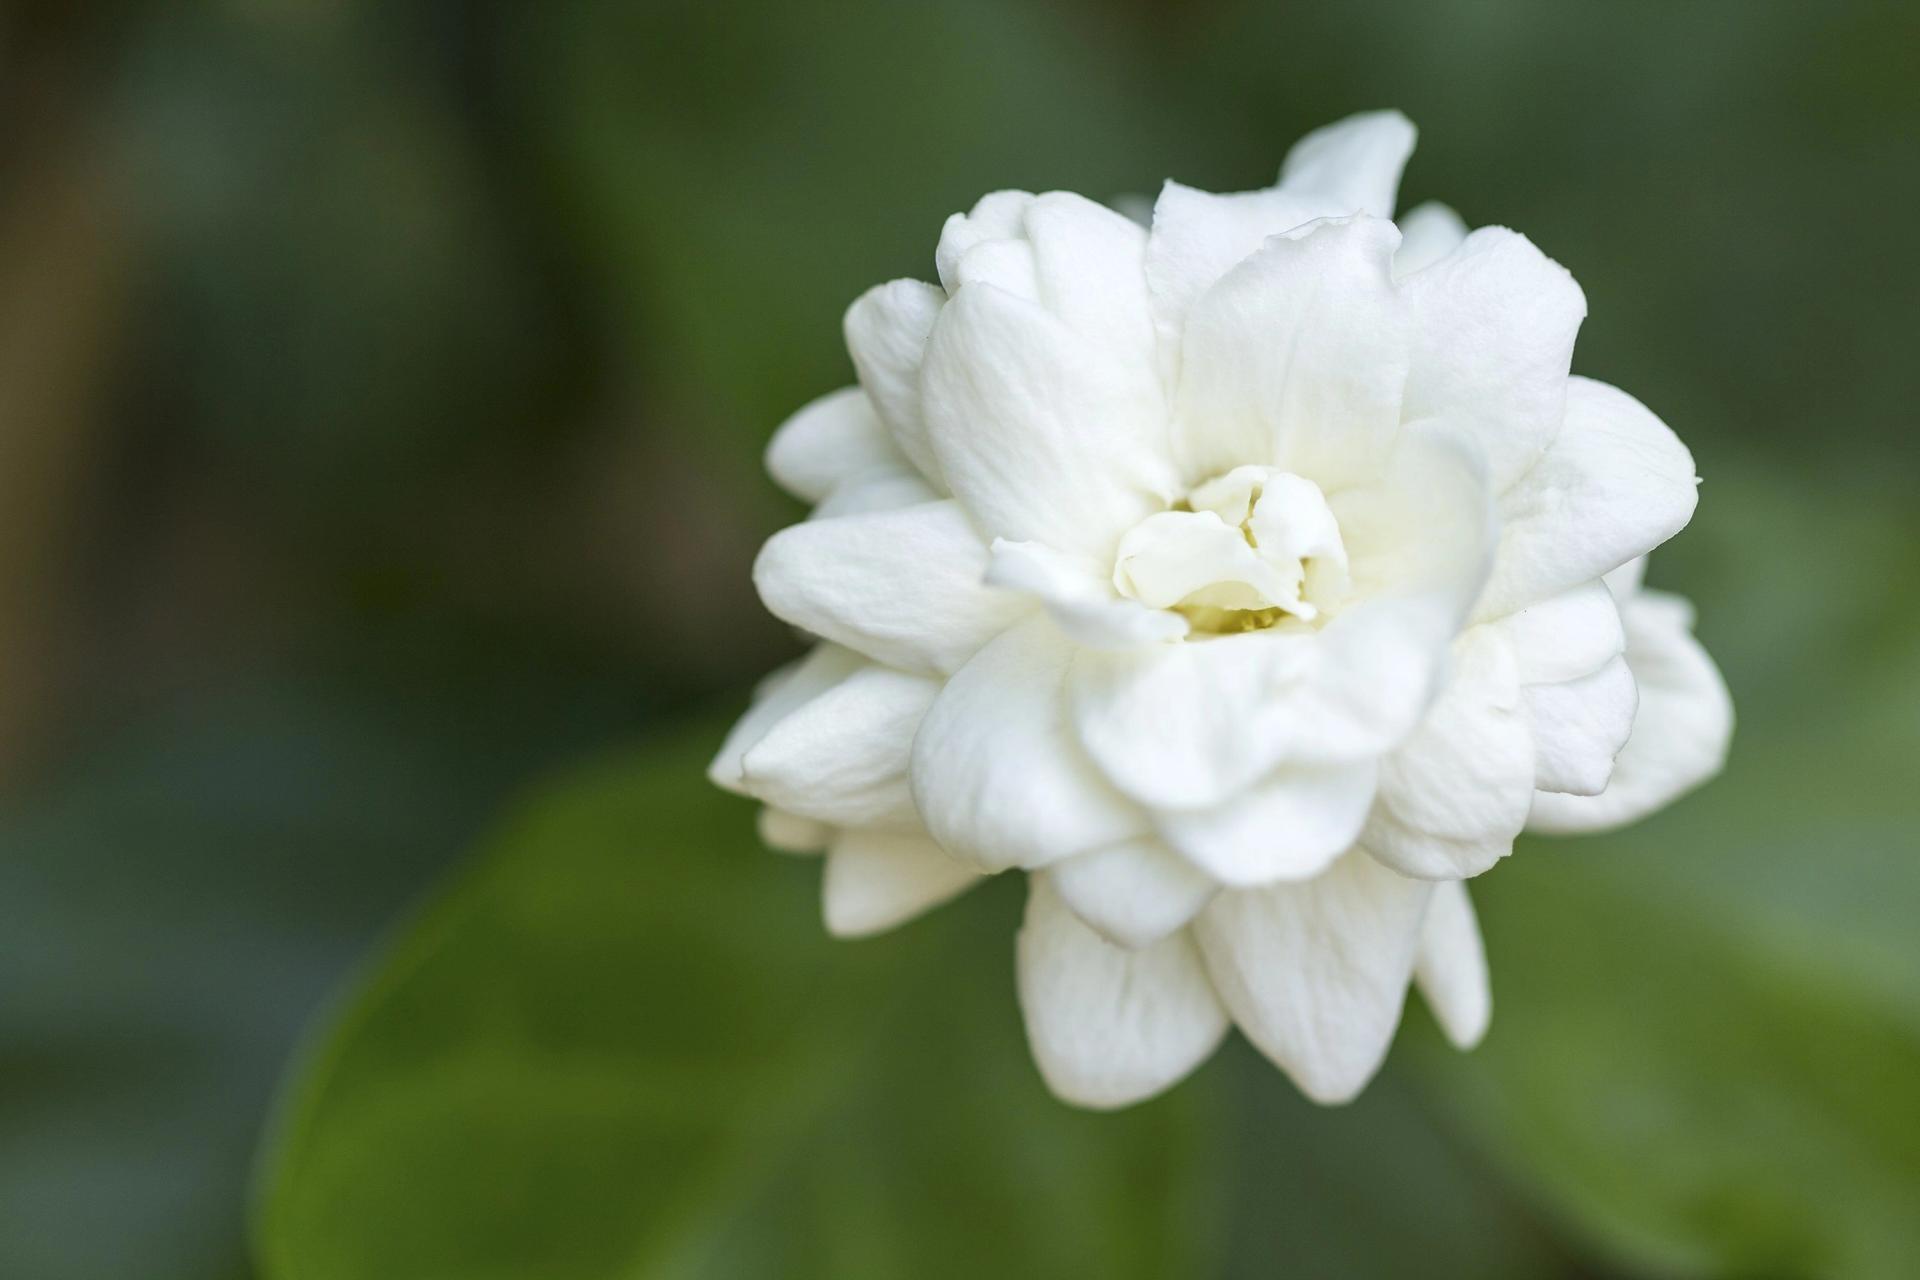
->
[1111, 466, 1350, 636]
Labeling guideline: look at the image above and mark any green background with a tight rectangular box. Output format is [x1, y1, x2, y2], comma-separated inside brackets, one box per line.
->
[0, 1, 1914, 1276]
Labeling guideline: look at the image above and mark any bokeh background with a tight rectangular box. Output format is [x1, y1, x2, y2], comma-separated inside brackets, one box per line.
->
[2, 1, 1916, 1277]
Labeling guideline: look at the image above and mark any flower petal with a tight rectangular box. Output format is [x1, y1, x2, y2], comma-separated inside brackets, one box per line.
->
[1413, 880, 1490, 1050]
[1194, 852, 1432, 1104]
[1361, 627, 1532, 880]
[1529, 588, 1732, 833]
[1392, 201, 1467, 278]
[844, 278, 948, 486]
[1173, 215, 1410, 488]
[765, 387, 906, 504]
[1070, 594, 1454, 811]
[1049, 838, 1218, 950]
[808, 466, 941, 520]
[709, 645, 864, 793]
[1018, 876, 1228, 1109]
[739, 664, 941, 828]
[1158, 761, 1380, 887]
[823, 827, 980, 938]
[1143, 181, 1326, 376]
[921, 284, 1176, 560]
[1401, 227, 1586, 492]
[1475, 376, 1699, 620]
[1526, 653, 1638, 796]
[985, 538, 1188, 651]
[1492, 579, 1626, 684]
[1276, 109, 1417, 219]
[941, 190, 1159, 373]
[753, 498, 1029, 676]
[912, 617, 1148, 870]
[757, 807, 830, 855]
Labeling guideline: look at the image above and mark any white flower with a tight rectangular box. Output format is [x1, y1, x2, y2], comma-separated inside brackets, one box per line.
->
[709, 111, 1732, 1108]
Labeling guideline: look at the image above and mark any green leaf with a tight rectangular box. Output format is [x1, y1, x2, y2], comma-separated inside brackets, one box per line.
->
[253, 728, 1213, 1279]
[255, 723, 1580, 1280]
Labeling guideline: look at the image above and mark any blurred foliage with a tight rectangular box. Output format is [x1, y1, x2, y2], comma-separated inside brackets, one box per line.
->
[256, 726, 1577, 1280]
[0, 0, 1914, 1276]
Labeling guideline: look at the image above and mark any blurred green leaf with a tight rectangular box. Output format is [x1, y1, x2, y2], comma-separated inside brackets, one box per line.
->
[255, 722, 1580, 1279]
[253, 727, 1214, 1279]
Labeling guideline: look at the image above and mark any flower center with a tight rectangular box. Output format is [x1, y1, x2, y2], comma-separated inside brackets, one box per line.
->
[1111, 466, 1350, 636]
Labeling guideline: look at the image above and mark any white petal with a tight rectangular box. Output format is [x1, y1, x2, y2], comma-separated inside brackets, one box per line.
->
[1475, 376, 1699, 620]
[1330, 420, 1496, 613]
[1529, 588, 1732, 833]
[765, 387, 906, 504]
[823, 827, 979, 938]
[1413, 880, 1490, 1049]
[1195, 852, 1432, 1104]
[757, 807, 830, 855]
[739, 664, 940, 828]
[808, 466, 941, 520]
[911, 617, 1148, 870]
[1018, 876, 1228, 1109]
[1493, 580, 1626, 685]
[844, 279, 948, 486]
[1158, 761, 1379, 887]
[1143, 180, 1328, 375]
[753, 498, 1029, 676]
[921, 284, 1176, 560]
[1049, 838, 1217, 950]
[985, 539, 1188, 650]
[1276, 109, 1417, 219]
[1527, 654, 1638, 796]
[946, 190, 1159, 373]
[1401, 227, 1586, 492]
[936, 190, 1031, 292]
[1392, 201, 1467, 278]
[1070, 594, 1454, 811]
[1605, 554, 1649, 599]
[709, 645, 864, 793]
[1173, 215, 1410, 489]
[1361, 627, 1532, 880]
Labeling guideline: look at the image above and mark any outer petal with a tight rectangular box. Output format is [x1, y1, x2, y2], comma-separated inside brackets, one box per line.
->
[709, 645, 863, 793]
[1413, 880, 1491, 1049]
[738, 664, 940, 828]
[844, 279, 948, 486]
[1049, 838, 1218, 950]
[1195, 853, 1432, 1104]
[823, 827, 980, 938]
[1493, 580, 1626, 685]
[940, 191, 1159, 375]
[911, 617, 1148, 870]
[1143, 181, 1327, 376]
[1173, 215, 1410, 488]
[1401, 227, 1586, 492]
[1392, 201, 1467, 278]
[1018, 876, 1229, 1109]
[1475, 376, 1699, 621]
[1529, 589, 1732, 833]
[986, 538, 1189, 650]
[765, 387, 906, 504]
[1361, 626, 1533, 880]
[1527, 654, 1638, 796]
[921, 284, 1177, 560]
[753, 498, 1029, 676]
[1276, 109, 1417, 219]
[757, 807, 830, 855]
[1158, 761, 1380, 887]
[808, 467, 940, 520]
